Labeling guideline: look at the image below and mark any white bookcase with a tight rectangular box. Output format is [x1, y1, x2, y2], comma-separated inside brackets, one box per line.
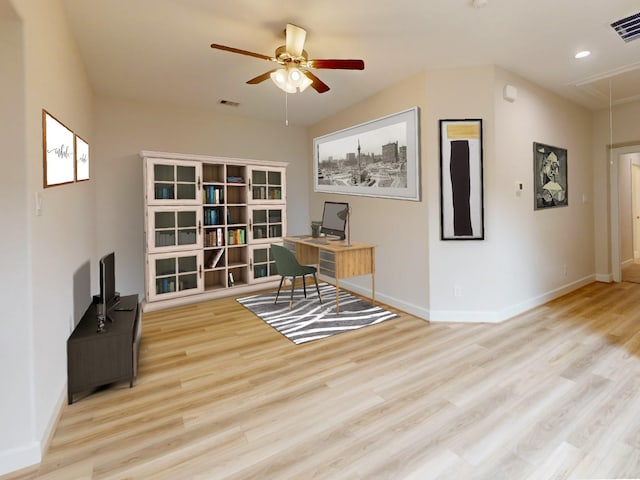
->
[141, 151, 287, 312]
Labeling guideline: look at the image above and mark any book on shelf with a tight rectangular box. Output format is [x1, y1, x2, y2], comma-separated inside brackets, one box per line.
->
[206, 248, 224, 268]
[228, 272, 235, 287]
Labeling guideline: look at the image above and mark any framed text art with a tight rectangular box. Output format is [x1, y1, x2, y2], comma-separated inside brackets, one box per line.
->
[439, 119, 484, 240]
[75, 134, 90, 181]
[533, 142, 567, 210]
[313, 107, 420, 200]
[43, 110, 75, 187]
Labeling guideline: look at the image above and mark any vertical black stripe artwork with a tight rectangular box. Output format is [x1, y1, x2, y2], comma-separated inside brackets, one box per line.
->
[450, 140, 473, 236]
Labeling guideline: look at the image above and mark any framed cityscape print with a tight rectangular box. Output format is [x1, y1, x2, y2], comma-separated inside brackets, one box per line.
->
[439, 118, 484, 240]
[43, 110, 75, 187]
[313, 107, 420, 200]
[533, 142, 567, 210]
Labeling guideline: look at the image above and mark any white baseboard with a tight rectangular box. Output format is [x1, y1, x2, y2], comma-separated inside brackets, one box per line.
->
[0, 381, 67, 476]
[341, 275, 597, 325]
[0, 442, 40, 477]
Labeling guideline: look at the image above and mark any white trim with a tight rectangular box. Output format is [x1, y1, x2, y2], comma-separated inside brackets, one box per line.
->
[139, 150, 288, 168]
[610, 145, 640, 282]
[0, 442, 40, 476]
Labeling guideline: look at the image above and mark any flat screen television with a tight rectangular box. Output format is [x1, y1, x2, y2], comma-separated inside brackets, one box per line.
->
[320, 201, 349, 240]
[99, 252, 119, 320]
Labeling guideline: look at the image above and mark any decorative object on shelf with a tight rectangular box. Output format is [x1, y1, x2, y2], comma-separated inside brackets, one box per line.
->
[237, 283, 397, 345]
[313, 107, 420, 200]
[75, 134, 90, 181]
[210, 23, 364, 95]
[42, 109, 75, 187]
[533, 142, 568, 210]
[439, 118, 485, 240]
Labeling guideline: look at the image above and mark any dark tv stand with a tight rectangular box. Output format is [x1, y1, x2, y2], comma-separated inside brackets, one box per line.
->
[67, 294, 141, 404]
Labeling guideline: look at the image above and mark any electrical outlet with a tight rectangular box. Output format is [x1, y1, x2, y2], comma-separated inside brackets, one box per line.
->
[454, 285, 462, 297]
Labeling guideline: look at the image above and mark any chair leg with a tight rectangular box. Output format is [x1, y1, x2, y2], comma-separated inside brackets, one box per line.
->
[313, 273, 322, 303]
[289, 276, 296, 308]
[302, 275, 307, 298]
[274, 276, 285, 304]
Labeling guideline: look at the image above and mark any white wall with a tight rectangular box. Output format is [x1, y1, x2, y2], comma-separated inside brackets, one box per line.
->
[425, 66, 496, 320]
[592, 100, 640, 278]
[309, 66, 595, 323]
[93, 95, 310, 299]
[489, 68, 595, 319]
[308, 73, 430, 318]
[0, 0, 94, 475]
[0, 0, 32, 470]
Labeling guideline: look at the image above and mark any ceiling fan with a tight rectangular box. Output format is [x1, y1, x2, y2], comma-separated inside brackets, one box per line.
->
[210, 23, 365, 94]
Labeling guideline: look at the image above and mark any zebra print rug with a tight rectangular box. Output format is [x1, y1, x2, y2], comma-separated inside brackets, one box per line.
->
[237, 283, 397, 344]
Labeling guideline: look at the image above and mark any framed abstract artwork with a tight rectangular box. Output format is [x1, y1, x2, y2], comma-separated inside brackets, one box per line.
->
[533, 142, 567, 210]
[313, 107, 420, 200]
[43, 110, 75, 188]
[75, 134, 90, 181]
[439, 119, 484, 240]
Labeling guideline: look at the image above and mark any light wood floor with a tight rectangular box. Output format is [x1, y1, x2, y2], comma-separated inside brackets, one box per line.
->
[4, 281, 640, 480]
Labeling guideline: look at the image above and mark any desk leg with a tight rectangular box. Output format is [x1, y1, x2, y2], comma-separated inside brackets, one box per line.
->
[335, 278, 340, 313]
[370, 249, 376, 305]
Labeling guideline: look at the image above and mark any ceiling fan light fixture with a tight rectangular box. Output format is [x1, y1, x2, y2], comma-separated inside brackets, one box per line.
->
[270, 66, 312, 93]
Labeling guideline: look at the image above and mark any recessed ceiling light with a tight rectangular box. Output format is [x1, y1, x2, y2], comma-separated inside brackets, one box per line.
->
[575, 50, 591, 59]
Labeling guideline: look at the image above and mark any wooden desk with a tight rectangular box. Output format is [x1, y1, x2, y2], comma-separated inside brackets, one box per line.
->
[283, 236, 375, 312]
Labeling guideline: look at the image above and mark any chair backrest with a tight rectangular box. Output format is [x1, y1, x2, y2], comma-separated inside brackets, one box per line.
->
[270, 244, 304, 276]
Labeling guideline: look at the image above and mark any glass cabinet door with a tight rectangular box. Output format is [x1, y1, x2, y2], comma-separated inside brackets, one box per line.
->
[147, 206, 202, 253]
[249, 244, 280, 283]
[248, 206, 286, 243]
[248, 167, 285, 203]
[146, 158, 202, 205]
[148, 251, 203, 301]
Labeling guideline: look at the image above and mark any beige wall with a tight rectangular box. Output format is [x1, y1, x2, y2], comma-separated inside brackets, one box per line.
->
[309, 66, 595, 322]
[1, 0, 94, 475]
[308, 73, 430, 317]
[93, 95, 310, 299]
[592, 101, 640, 277]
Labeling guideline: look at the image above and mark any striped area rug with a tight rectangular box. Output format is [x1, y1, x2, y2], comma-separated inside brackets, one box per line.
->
[237, 283, 397, 344]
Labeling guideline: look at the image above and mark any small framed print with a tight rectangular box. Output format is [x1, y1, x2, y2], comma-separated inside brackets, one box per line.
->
[43, 110, 75, 187]
[533, 142, 567, 210]
[75, 134, 89, 181]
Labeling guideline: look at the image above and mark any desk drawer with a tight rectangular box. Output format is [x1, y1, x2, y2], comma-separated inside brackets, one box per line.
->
[319, 250, 336, 277]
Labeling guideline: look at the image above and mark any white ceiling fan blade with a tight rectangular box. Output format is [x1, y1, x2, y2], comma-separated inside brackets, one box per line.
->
[286, 23, 306, 57]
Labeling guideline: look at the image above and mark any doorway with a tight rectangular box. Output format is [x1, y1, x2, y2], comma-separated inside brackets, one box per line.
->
[610, 146, 640, 282]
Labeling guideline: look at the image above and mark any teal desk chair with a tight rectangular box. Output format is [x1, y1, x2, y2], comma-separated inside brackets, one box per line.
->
[270, 244, 322, 308]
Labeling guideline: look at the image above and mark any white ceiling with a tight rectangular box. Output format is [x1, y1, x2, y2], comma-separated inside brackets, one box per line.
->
[61, 0, 640, 126]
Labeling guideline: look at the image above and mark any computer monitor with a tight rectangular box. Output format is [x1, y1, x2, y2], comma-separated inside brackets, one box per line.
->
[320, 201, 349, 240]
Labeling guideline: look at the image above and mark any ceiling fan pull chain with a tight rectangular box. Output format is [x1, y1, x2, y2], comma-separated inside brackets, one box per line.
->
[285, 92, 289, 126]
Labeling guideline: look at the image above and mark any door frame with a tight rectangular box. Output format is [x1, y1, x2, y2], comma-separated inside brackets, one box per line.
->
[609, 144, 640, 281]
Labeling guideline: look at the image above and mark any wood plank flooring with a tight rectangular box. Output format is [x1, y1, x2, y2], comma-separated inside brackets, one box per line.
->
[4, 281, 640, 479]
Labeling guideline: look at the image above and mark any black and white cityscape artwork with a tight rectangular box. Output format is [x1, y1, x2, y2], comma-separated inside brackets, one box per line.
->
[313, 107, 420, 200]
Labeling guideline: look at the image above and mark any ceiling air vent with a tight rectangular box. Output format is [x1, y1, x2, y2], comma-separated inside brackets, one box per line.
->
[611, 12, 640, 43]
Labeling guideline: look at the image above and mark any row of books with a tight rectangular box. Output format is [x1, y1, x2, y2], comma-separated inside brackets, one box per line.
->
[154, 185, 175, 200]
[204, 228, 225, 247]
[204, 208, 223, 226]
[252, 186, 282, 200]
[228, 228, 246, 245]
[203, 186, 224, 204]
